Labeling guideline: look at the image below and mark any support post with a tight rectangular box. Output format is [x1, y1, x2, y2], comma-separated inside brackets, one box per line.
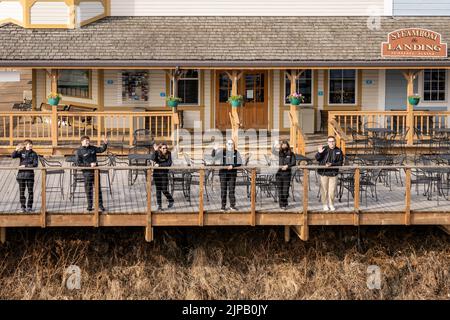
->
[402, 70, 419, 146]
[97, 69, 105, 145]
[226, 71, 243, 147]
[0, 228, 5, 244]
[145, 169, 153, 242]
[49, 69, 59, 148]
[286, 69, 305, 152]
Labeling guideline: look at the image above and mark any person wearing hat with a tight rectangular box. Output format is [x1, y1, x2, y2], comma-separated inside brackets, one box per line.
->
[212, 139, 242, 211]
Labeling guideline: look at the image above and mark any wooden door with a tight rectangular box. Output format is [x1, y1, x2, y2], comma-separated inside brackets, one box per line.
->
[215, 71, 268, 130]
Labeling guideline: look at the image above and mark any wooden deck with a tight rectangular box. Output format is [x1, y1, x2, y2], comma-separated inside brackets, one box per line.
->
[0, 156, 449, 243]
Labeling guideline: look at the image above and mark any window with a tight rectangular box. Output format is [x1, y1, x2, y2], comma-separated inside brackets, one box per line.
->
[57, 70, 90, 98]
[423, 69, 446, 102]
[122, 71, 149, 102]
[171, 70, 199, 105]
[328, 69, 357, 104]
[284, 70, 312, 104]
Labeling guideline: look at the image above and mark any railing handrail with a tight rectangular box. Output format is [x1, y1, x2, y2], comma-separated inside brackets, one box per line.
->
[2, 164, 450, 171]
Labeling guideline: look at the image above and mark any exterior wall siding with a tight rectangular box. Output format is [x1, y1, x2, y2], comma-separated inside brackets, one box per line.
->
[361, 69, 380, 110]
[0, 1, 23, 22]
[30, 2, 69, 24]
[36, 69, 46, 107]
[272, 70, 280, 130]
[393, 0, 450, 16]
[110, 0, 386, 16]
[385, 69, 420, 110]
[203, 70, 211, 130]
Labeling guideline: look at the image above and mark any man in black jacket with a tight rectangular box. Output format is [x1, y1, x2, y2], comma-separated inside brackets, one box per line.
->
[276, 141, 297, 210]
[12, 140, 38, 212]
[315, 136, 344, 211]
[212, 139, 242, 211]
[75, 135, 108, 212]
[150, 143, 174, 211]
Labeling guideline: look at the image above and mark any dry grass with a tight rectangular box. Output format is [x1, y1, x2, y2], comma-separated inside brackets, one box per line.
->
[0, 226, 449, 300]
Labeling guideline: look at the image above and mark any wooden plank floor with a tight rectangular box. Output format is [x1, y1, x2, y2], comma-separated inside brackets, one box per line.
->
[1, 157, 450, 216]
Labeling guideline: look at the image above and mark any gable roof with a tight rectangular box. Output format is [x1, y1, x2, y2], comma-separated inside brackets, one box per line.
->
[1, 16, 450, 67]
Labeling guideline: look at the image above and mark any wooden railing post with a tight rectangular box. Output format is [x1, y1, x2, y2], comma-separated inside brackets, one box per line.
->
[300, 168, 309, 241]
[129, 115, 134, 147]
[41, 169, 47, 228]
[93, 169, 99, 227]
[9, 115, 13, 146]
[250, 168, 256, 226]
[145, 169, 153, 242]
[328, 112, 336, 137]
[51, 107, 58, 147]
[353, 167, 360, 226]
[405, 168, 411, 225]
[198, 169, 205, 226]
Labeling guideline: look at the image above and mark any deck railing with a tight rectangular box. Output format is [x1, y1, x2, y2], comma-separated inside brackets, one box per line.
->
[1, 164, 449, 242]
[0, 110, 176, 148]
[329, 110, 450, 147]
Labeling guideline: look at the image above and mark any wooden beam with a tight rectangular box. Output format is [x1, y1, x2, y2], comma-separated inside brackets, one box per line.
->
[145, 169, 153, 242]
[250, 168, 256, 226]
[284, 226, 290, 242]
[198, 169, 205, 226]
[41, 170, 47, 228]
[0, 227, 5, 244]
[405, 168, 411, 226]
[402, 70, 420, 145]
[93, 169, 99, 227]
[300, 168, 309, 241]
[353, 167, 360, 226]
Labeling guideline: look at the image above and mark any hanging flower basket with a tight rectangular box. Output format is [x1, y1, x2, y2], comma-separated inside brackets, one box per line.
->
[166, 96, 182, 108]
[227, 95, 244, 107]
[47, 92, 62, 106]
[408, 94, 421, 106]
[287, 93, 304, 106]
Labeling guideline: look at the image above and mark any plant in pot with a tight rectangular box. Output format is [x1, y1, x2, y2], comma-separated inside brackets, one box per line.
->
[166, 96, 182, 108]
[227, 95, 244, 107]
[408, 94, 421, 106]
[287, 93, 305, 106]
[47, 92, 62, 106]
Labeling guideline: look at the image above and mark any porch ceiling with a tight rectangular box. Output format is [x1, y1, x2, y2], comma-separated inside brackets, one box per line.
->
[1, 16, 450, 68]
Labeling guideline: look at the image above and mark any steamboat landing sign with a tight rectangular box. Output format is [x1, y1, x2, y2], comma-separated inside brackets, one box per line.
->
[381, 28, 448, 58]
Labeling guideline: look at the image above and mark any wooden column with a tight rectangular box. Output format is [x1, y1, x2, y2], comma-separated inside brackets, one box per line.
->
[41, 169, 47, 228]
[93, 169, 99, 227]
[250, 168, 256, 226]
[98, 69, 105, 145]
[405, 168, 412, 225]
[402, 70, 419, 146]
[47, 69, 59, 148]
[300, 168, 309, 241]
[353, 168, 360, 226]
[226, 71, 243, 147]
[286, 70, 305, 152]
[198, 169, 205, 226]
[166, 69, 183, 147]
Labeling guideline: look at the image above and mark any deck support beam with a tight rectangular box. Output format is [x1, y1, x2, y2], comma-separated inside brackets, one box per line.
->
[145, 169, 153, 242]
[284, 226, 290, 242]
[0, 227, 5, 244]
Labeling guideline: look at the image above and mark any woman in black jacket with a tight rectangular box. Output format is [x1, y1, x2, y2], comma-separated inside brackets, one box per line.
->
[12, 140, 38, 212]
[276, 141, 296, 210]
[151, 143, 174, 211]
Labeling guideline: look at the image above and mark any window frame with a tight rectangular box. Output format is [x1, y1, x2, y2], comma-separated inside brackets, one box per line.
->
[121, 70, 150, 104]
[283, 70, 314, 106]
[421, 69, 447, 104]
[327, 69, 358, 106]
[57, 70, 92, 99]
[169, 70, 201, 106]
